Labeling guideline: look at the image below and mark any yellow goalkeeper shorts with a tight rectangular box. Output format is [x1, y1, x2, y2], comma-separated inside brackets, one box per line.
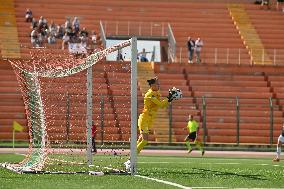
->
[138, 113, 153, 134]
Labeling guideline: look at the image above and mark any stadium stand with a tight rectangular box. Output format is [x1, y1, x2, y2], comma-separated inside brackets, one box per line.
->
[0, 61, 27, 140]
[245, 3, 284, 65]
[154, 63, 284, 144]
[228, 4, 272, 65]
[0, 0, 21, 58]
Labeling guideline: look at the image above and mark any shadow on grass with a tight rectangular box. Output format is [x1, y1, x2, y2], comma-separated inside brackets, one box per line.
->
[140, 167, 267, 181]
[191, 168, 267, 181]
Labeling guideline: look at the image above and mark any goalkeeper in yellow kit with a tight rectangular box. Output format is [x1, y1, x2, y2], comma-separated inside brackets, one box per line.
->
[184, 114, 205, 156]
[136, 77, 174, 154]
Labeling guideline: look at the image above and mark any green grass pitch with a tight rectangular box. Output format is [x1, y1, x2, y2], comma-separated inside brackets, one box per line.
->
[0, 153, 284, 189]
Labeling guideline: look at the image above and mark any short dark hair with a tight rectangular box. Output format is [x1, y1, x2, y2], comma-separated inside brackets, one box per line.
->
[147, 78, 157, 86]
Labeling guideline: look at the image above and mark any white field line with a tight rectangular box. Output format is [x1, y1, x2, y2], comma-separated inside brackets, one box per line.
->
[192, 188, 227, 189]
[135, 175, 192, 189]
[136, 175, 228, 189]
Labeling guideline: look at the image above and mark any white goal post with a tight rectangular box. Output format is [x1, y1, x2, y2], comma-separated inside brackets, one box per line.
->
[130, 37, 138, 175]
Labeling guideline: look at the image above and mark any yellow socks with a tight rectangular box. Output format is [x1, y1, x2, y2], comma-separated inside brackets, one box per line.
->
[137, 139, 148, 154]
[194, 140, 204, 152]
[185, 141, 192, 151]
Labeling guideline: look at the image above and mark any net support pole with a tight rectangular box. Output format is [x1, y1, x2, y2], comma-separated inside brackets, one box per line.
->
[86, 67, 93, 166]
[130, 37, 138, 175]
[269, 97, 274, 145]
[236, 96, 240, 145]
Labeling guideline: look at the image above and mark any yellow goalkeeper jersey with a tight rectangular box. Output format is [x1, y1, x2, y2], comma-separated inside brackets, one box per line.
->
[186, 120, 199, 133]
[142, 89, 168, 117]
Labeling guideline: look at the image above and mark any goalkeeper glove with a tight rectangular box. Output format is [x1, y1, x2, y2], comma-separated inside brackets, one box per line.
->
[167, 89, 175, 102]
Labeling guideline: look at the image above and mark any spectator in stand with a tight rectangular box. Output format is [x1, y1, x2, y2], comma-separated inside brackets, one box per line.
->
[31, 18, 38, 29]
[31, 27, 41, 47]
[117, 48, 124, 61]
[66, 27, 76, 43]
[38, 16, 48, 37]
[25, 8, 33, 22]
[261, 0, 271, 9]
[91, 31, 97, 46]
[187, 36, 195, 63]
[38, 16, 48, 29]
[138, 48, 152, 62]
[195, 38, 203, 64]
[64, 17, 72, 31]
[56, 24, 65, 39]
[91, 31, 97, 43]
[80, 27, 89, 47]
[48, 33, 56, 44]
[30, 28, 38, 47]
[72, 17, 80, 34]
[71, 32, 80, 43]
[85, 31, 97, 54]
[80, 27, 88, 38]
[38, 32, 43, 47]
[49, 20, 57, 36]
[62, 32, 70, 50]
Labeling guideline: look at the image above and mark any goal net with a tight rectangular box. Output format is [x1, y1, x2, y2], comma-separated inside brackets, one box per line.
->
[2, 38, 137, 175]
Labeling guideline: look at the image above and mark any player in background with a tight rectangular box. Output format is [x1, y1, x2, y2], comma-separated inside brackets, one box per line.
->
[136, 77, 174, 154]
[273, 124, 284, 162]
[184, 114, 205, 156]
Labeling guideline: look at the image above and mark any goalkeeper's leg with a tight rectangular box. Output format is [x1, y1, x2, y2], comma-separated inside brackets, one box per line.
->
[137, 115, 150, 154]
[137, 134, 142, 145]
[137, 133, 148, 154]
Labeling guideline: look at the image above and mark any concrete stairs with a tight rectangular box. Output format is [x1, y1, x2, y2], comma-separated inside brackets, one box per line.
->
[0, 0, 21, 58]
[228, 4, 272, 65]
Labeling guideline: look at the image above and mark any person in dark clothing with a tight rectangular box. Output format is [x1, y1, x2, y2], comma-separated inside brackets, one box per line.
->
[25, 8, 33, 22]
[187, 37, 195, 63]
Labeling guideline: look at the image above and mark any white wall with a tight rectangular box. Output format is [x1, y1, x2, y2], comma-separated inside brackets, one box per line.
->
[106, 39, 161, 62]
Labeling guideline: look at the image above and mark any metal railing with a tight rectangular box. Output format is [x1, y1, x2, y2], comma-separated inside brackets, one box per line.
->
[167, 23, 176, 63]
[176, 47, 284, 65]
[99, 20, 107, 48]
[100, 20, 167, 37]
